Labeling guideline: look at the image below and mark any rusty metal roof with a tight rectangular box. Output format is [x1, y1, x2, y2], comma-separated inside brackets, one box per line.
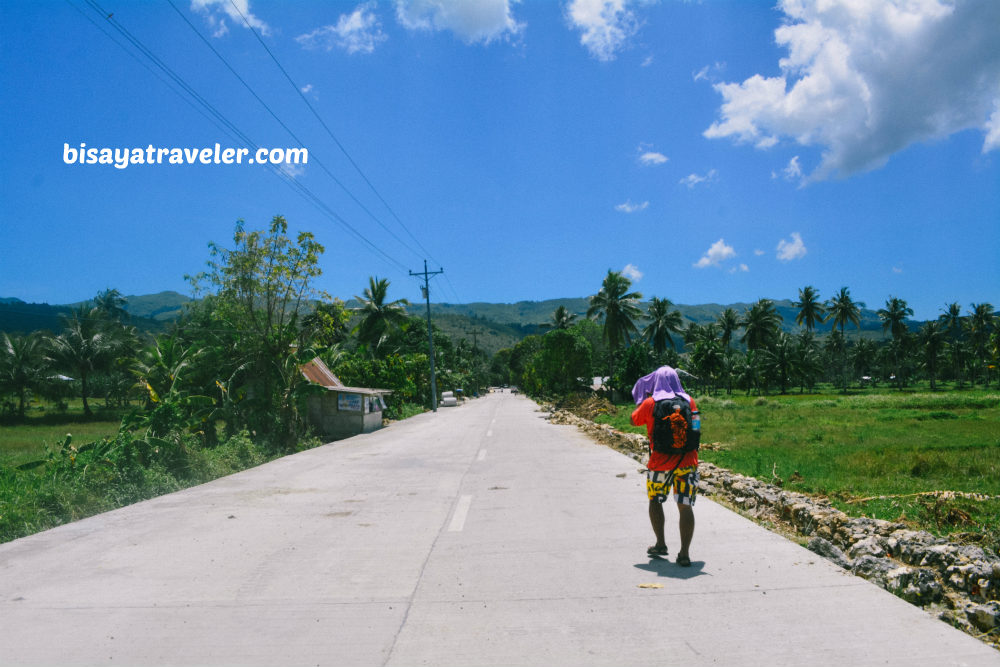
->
[300, 357, 343, 388]
[300, 357, 392, 394]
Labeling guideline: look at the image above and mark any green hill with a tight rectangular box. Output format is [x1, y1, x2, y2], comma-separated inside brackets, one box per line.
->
[0, 291, 899, 346]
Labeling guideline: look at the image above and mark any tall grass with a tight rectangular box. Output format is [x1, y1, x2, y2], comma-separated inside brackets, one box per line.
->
[595, 391, 1000, 549]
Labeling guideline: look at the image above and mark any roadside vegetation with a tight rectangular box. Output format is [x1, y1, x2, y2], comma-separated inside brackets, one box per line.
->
[3, 258, 998, 548]
[587, 390, 1000, 552]
[0, 217, 492, 544]
[495, 271, 999, 551]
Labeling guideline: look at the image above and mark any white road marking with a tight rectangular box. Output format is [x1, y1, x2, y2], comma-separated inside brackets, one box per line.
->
[448, 495, 473, 532]
[477, 449, 487, 461]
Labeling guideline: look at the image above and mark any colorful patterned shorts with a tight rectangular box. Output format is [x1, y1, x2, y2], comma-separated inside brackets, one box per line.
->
[646, 466, 698, 506]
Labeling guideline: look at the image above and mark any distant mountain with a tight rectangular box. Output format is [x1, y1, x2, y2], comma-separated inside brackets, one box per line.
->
[0, 292, 189, 335]
[0, 291, 895, 343]
[425, 297, 886, 335]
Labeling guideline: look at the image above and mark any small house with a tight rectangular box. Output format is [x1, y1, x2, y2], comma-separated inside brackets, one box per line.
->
[300, 357, 392, 441]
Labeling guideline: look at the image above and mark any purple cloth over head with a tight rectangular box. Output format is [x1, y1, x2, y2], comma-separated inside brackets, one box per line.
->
[631, 366, 691, 405]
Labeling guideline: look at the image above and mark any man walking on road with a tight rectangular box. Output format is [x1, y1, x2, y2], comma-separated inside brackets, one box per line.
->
[631, 366, 699, 566]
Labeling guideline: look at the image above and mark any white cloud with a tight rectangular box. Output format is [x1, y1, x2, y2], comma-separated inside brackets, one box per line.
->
[297, 3, 387, 54]
[638, 148, 668, 166]
[615, 199, 649, 213]
[280, 162, 306, 179]
[892, 266, 904, 274]
[191, 0, 270, 37]
[694, 238, 736, 268]
[622, 263, 643, 281]
[693, 61, 725, 82]
[679, 168, 717, 188]
[729, 263, 749, 274]
[300, 84, 314, 94]
[754, 249, 765, 256]
[703, 0, 1000, 181]
[641, 55, 654, 67]
[776, 232, 807, 261]
[565, 0, 641, 61]
[985, 100, 1000, 153]
[782, 155, 802, 181]
[395, 0, 523, 44]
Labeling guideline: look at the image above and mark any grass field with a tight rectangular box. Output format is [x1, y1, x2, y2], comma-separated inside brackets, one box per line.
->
[593, 389, 1000, 551]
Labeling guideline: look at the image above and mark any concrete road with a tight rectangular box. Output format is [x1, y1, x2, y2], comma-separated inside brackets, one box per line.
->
[1, 392, 997, 666]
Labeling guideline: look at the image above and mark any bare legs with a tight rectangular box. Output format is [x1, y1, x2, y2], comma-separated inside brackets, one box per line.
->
[648, 498, 695, 561]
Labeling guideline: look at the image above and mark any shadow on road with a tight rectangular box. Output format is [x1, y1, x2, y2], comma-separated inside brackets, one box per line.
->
[634, 557, 709, 580]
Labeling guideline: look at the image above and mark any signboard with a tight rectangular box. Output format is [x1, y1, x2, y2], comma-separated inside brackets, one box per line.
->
[337, 392, 363, 412]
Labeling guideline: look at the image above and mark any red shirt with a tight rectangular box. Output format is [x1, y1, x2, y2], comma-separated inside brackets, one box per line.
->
[631, 396, 699, 472]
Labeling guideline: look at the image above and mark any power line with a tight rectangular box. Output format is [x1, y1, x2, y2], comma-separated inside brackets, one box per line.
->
[75, 0, 410, 274]
[224, 0, 442, 267]
[164, 0, 426, 266]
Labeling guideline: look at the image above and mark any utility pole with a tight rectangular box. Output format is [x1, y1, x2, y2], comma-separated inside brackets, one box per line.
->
[410, 260, 444, 411]
[466, 327, 485, 351]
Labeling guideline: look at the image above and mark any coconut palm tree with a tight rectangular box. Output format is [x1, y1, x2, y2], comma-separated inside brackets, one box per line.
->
[586, 270, 642, 380]
[877, 296, 913, 341]
[762, 332, 797, 394]
[938, 302, 965, 386]
[851, 338, 878, 387]
[544, 305, 578, 331]
[740, 299, 782, 352]
[354, 277, 410, 353]
[878, 296, 913, 389]
[795, 330, 823, 393]
[717, 307, 740, 351]
[794, 285, 826, 331]
[0, 332, 47, 418]
[827, 287, 863, 336]
[47, 306, 116, 416]
[826, 287, 863, 392]
[919, 321, 946, 391]
[967, 303, 995, 386]
[642, 297, 684, 354]
[93, 288, 129, 323]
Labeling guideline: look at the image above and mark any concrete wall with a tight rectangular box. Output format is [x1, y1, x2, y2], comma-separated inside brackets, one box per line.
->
[306, 392, 384, 441]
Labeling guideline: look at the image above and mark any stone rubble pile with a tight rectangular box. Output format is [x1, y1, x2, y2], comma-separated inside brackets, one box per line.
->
[542, 405, 1000, 642]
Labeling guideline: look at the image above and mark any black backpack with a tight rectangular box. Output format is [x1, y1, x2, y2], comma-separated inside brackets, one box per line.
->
[651, 396, 700, 455]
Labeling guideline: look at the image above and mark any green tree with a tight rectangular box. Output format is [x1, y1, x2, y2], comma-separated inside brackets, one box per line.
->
[852, 338, 878, 387]
[938, 302, 965, 386]
[967, 302, 995, 386]
[877, 296, 913, 389]
[533, 328, 593, 395]
[740, 299, 782, 352]
[354, 277, 410, 354]
[188, 216, 327, 449]
[544, 305, 578, 331]
[717, 307, 740, 351]
[795, 331, 823, 393]
[794, 285, 826, 331]
[93, 288, 129, 323]
[0, 332, 47, 418]
[47, 305, 116, 416]
[919, 321, 946, 391]
[826, 287, 863, 392]
[586, 270, 642, 384]
[642, 297, 684, 354]
[762, 332, 797, 394]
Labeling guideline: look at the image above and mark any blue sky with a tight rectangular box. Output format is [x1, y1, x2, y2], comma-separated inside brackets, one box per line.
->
[1, 0, 998, 322]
